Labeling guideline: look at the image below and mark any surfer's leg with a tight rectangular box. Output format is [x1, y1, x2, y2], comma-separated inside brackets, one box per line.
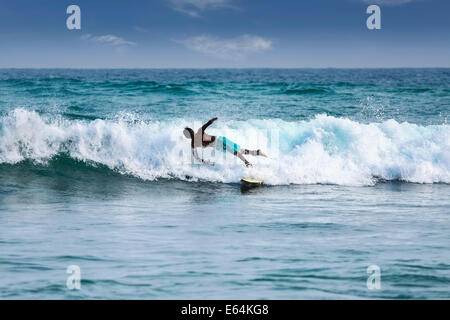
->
[257, 149, 268, 157]
[221, 137, 252, 166]
[235, 150, 252, 167]
[242, 149, 268, 157]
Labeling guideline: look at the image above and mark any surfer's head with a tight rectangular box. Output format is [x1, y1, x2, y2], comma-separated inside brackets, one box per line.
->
[183, 127, 194, 139]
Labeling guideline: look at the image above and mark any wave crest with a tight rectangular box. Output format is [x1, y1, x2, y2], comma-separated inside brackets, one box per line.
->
[1, 108, 449, 186]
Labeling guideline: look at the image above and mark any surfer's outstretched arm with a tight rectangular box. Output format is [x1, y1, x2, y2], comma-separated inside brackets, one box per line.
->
[201, 117, 218, 131]
[192, 148, 214, 166]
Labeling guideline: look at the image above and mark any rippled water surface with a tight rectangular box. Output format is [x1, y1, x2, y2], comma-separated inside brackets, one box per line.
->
[0, 69, 449, 298]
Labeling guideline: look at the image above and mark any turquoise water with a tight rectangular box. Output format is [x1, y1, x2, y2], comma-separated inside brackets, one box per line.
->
[0, 69, 449, 299]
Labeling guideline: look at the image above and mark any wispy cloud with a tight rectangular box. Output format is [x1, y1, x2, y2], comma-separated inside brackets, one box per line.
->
[361, 0, 415, 5]
[179, 34, 272, 60]
[81, 34, 136, 47]
[169, 0, 233, 17]
[133, 26, 149, 33]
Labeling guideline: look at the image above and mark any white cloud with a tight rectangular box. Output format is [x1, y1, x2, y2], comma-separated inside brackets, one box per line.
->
[81, 34, 136, 47]
[180, 34, 272, 60]
[170, 0, 232, 17]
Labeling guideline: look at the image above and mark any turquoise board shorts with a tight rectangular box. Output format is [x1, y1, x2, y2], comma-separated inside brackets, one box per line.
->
[216, 136, 240, 154]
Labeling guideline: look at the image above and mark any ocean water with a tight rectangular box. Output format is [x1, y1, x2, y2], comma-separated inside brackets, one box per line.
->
[0, 69, 449, 299]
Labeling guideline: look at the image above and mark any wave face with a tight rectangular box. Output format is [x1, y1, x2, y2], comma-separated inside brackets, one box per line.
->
[1, 108, 449, 186]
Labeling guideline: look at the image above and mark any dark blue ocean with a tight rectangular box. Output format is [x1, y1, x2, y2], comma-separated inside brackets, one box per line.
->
[0, 69, 449, 299]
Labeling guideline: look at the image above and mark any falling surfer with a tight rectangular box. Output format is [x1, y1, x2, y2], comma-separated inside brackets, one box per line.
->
[183, 117, 267, 167]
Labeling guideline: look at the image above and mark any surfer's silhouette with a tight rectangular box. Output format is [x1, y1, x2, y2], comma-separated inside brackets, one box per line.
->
[183, 117, 267, 167]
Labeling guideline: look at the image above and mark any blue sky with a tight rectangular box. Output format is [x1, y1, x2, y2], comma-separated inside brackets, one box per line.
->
[0, 0, 449, 67]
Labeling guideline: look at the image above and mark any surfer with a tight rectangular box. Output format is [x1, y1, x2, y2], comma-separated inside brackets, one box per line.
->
[183, 117, 267, 167]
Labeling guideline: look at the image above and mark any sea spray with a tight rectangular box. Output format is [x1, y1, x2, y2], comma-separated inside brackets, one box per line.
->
[1, 108, 449, 186]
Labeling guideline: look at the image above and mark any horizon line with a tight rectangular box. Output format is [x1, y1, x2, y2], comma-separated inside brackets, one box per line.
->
[1, 66, 450, 70]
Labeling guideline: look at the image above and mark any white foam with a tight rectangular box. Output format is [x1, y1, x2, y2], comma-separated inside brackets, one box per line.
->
[1, 108, 449, 186]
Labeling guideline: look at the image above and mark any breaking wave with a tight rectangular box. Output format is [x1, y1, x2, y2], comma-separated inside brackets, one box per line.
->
[1, 108, 449, 186]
